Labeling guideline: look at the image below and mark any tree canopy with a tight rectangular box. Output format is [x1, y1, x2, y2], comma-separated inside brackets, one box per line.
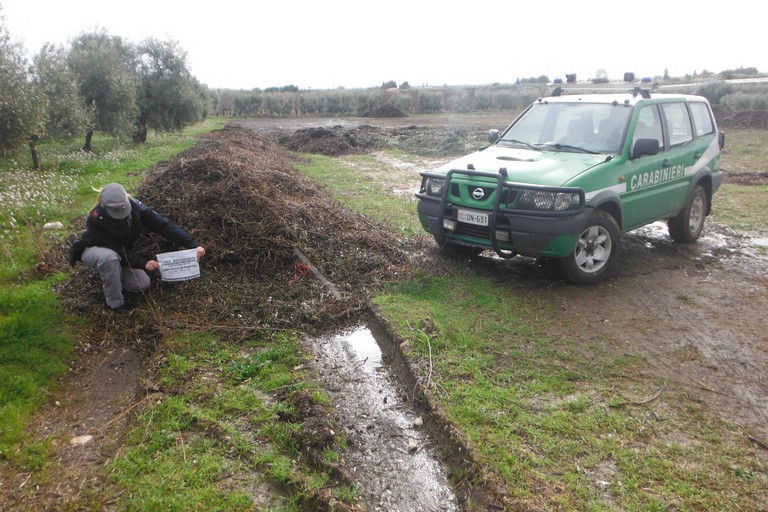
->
[133, 38, 206, 143]
[1, 17, 212, 159]
[0, 13, 43, 156]
[32, 44, 93, 141]
[67, 30, 139, 151]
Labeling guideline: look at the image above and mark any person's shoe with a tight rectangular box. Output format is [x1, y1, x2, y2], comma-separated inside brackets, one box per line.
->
[68, 233, 85, 266]
[108, 303, 133, 315]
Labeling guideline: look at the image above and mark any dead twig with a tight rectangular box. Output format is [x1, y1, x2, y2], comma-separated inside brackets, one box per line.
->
[609, 384, 666, 408]
[96, 392, 161, 433]
[747, 434, 768, 451]
[658, 360, 727, 396]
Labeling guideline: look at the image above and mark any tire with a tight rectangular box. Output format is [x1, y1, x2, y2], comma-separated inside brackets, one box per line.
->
[559, 211, 621, 284]
[434, 236, 484, 259]
[668, 185, 707, 243]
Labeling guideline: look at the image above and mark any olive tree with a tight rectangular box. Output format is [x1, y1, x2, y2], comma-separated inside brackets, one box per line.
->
[133, 38, 206, 143]
[28, 44, 93, 168]
[0, 11, 43, 157]
[67, 30, 137, 152]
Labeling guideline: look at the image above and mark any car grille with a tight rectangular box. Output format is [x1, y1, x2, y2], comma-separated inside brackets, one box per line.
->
[450, 184, 518, 205]
[455, 223, 490, 238]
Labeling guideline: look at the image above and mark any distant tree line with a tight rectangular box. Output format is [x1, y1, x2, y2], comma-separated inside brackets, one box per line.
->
[219, 85, 546, 118]
[0, 11, 216, 168]
[214, 74, 768, 119]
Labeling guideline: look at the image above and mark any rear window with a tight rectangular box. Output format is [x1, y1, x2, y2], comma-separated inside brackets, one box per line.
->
[662, 102, 694, 147]
[689, 102, 715, 137]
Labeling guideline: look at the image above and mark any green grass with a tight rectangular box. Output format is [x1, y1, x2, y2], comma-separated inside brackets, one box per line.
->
[297, 154, 423, 236]
[102, 331, 342, 511]
[720, 128, 768, 172]
[712, 183, 768, 234]
[0, 277, 72, 461]
[714, 128, 768, 234]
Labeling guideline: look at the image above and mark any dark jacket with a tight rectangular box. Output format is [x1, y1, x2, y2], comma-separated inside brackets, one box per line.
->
[79, 198, 198, 269]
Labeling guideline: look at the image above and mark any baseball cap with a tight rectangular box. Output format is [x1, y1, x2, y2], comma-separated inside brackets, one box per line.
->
[101, 183, 132, 219]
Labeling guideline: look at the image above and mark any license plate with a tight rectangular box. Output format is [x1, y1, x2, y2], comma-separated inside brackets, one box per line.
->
[457, 209, 489, 226]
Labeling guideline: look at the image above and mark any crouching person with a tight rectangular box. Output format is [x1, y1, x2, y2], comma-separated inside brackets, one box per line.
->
[71, 183, 205, 314]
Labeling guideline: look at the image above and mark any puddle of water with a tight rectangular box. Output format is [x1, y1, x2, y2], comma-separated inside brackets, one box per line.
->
[310, 326, 458, 512]
[343, 327, 382, 370]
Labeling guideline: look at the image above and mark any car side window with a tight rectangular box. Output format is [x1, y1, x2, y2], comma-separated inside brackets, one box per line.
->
[662, 102, 694, 147]
[632, 105, 663, 152]
[689, 102, 715, 137]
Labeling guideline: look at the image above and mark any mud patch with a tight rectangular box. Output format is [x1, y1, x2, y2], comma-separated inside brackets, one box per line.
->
[8, 346, 145, 510]
[307, 326, 458, 512]
[724, 170, 768, 186]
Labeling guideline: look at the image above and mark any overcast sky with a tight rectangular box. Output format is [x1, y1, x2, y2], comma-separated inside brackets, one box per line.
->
[2, 0, 767, 90]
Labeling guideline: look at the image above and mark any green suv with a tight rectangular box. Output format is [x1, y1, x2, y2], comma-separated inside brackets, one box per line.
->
[416, 87, 724, 283]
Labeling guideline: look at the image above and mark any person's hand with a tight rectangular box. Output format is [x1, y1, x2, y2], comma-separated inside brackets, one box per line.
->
[145, 260, 160, 271]
[196, 246, 206, 261]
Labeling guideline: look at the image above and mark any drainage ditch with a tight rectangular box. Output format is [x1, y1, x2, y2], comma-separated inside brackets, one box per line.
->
[307, 324, 460, 511]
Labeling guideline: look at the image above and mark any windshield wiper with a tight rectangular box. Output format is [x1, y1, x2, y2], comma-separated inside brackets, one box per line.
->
[537, 143, 599, 154]
[498, 138, 541, 151]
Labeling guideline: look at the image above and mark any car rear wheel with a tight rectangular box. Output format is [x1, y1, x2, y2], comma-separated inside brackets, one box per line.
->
[668, 185, 707, 243]
[559, 211, 621, 284]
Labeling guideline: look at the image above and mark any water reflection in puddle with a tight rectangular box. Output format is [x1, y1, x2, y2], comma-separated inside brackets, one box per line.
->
[310, 326, 458, 512]
[342, 327, 382, 370]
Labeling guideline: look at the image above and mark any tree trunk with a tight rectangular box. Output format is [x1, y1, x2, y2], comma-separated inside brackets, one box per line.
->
[82, 129, 94, 152]
[28, 138, 40, 170]
[133, 122, 148, 144]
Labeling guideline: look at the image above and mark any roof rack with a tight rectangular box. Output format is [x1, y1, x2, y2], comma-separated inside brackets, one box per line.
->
[550, 83, 657, 97]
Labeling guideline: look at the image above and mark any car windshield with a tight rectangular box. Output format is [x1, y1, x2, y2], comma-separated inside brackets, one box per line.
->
[499, 102, 631, 154]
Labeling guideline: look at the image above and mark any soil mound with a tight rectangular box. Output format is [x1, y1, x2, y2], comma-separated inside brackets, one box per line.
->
[277, 126, 360, 156]
[712, 106, 768, 129]
[61, 125, 424, 336]
[363, 103, 407, 118]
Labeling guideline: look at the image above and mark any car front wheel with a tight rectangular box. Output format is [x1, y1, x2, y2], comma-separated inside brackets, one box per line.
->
[668, 185, 707, 243]
[559, 211, 621, 284]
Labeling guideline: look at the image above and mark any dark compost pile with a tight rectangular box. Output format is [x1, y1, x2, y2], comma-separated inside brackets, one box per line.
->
[61, 125, 424, 337]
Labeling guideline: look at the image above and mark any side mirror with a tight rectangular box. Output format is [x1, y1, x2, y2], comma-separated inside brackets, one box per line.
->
[488, 129, 500, 144]
[718, 130, 725, 149]
[631, 138, 659, 160]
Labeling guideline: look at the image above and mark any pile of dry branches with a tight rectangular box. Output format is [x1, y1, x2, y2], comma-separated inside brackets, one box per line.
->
[63, 125, 422, 337]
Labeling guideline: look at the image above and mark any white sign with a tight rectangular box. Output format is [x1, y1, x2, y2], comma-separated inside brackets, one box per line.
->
[156, 248, 200, 281]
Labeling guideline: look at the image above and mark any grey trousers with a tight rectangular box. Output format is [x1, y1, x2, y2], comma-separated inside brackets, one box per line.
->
[81, 246, 151, 308]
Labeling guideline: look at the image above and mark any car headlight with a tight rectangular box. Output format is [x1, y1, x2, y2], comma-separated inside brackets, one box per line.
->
[517, 190, 580, 211]
[424, 177, 445, 197]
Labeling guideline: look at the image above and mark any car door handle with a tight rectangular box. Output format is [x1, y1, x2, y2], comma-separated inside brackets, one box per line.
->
[662, 159, 671, 167]
[694, 151, 702, 159]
